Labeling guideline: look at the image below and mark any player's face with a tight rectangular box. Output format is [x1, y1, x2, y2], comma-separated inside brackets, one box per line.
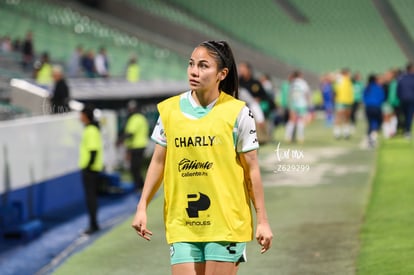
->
[80, 112, 89, 125]
[187, 46, 223, 94]
[237, 63, 249, 79]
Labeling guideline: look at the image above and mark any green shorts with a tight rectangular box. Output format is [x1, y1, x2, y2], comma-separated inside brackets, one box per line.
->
[290, 106, 308, 116]
[335, 103, 352, 110]
[170, 242, 247, 265]
[382, 102, 394, 114]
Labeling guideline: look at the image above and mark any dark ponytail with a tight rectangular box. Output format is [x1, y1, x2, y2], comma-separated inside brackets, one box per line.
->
[199, 41, 239, 98]
[81, 104, 100, 128]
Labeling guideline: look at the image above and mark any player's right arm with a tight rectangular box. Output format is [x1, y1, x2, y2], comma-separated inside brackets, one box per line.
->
[131, 143, 166, 240]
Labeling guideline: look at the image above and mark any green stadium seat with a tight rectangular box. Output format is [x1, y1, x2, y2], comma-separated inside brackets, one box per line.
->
[0, 0, 187, 80]
[167, 0, 407, 77]
[389, 0, 414, 42]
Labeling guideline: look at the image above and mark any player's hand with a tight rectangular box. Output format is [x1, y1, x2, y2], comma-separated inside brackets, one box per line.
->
[256, 222, 273, 253]
[131, 210, 153, 241]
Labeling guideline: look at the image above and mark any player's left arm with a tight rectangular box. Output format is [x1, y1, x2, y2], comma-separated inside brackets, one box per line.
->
[236, 105, 273, 253]
[239, 150, 273, 253]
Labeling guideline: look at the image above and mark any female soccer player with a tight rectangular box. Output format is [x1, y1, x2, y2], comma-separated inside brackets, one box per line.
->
[132, 40, 273, 275]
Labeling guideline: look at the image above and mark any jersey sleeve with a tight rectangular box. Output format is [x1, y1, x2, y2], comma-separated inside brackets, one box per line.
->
[236, 106, 259, 153]
[150, 116, 167, 147]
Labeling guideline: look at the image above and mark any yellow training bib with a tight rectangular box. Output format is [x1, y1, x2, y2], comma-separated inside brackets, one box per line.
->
[158, 92, 253, 244]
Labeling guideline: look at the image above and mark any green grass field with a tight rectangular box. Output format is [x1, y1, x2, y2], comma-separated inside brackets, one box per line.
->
[53, 114, 406, 275]
[357, 137, 414, 275]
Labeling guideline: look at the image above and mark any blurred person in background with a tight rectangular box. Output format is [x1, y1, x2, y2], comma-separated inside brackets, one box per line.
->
[350, 72, 363, 130]
[94, 46, 109, 78]
[79, 105, 103, 235]
[238, 61, 275, 143]
[21, 31, 34, 71]
[278, 72, 292, 125]
[50, 65, 70, 114]
[12, 37, 21, 52]
[238, 87, 266, 136]
[381, 69, 399, 138]
[397, 62, 414, 139]
[363, 74, 385, 147]
[33, 52, 53, 88]
[320, 73, 335, 127]
[284, 70, 311, 143]
[81, 49, 96, 78]
[260, 74, 275, 100]
[126, 55, 140, 83]
[333, 68, 354, 139]
[238, 62, 276, 120]
[117, 100, 149, 192]
[391, 68, 403, 134]
[1, 35, 12, 53]
[260, 74, 279, 141]
[67, 45, 84, 78]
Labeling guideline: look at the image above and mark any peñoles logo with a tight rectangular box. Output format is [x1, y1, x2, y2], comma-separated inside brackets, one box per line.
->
[185, 192, 211, 226]
[178, 158, 213, 172]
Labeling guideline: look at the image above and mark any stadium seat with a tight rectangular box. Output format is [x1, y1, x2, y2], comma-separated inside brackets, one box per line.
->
[0, 0, 187, 80]
[389, 0, 414, 42]
[166, 0, 407, 76]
